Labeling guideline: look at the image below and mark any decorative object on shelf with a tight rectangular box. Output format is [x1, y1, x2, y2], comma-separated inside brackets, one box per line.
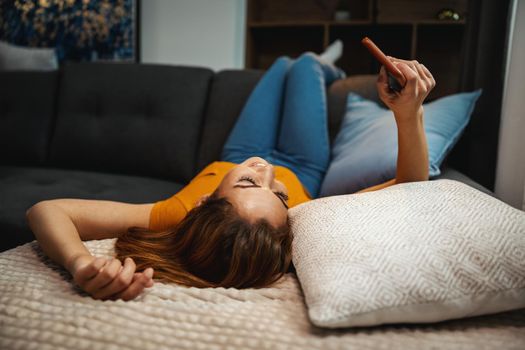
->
[333, 0, 351, 21]
[0, 0, 139, 63]
[316, 0, 340, 20]
[436, 8, 461, 21]
[334, 10, 350, 21]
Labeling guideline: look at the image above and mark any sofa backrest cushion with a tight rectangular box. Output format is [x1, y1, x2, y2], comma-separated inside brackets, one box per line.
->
[48, 63, 213, 183]
[0, 71, 58, 165]
[197, 69, 264, 171]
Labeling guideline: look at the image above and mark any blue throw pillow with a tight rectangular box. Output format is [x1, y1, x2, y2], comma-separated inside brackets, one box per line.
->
[319, 90, 482, 196]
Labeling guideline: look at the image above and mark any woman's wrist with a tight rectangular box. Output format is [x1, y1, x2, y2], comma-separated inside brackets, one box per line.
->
[394, 106, 424, 126]
[67, 253, 95, 275]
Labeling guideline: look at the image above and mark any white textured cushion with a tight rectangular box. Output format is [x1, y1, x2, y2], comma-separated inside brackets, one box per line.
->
[0, 41, 58, 71]
[290, 179, 525, 328]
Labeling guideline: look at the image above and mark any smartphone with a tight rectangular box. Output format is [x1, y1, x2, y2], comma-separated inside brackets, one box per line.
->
[361, 37, 406, 92]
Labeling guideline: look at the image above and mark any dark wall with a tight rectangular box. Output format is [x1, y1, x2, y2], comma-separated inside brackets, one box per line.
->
[448, 0, 512, 191]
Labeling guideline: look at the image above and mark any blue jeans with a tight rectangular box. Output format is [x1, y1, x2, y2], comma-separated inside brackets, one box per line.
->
[221, 53, 346, 198]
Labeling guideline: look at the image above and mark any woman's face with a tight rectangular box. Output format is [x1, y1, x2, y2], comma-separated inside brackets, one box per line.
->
[215, 157, 289, 228]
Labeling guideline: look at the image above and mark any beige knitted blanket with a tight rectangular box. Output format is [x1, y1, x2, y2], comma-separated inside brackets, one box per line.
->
[1, 239, 524, 350]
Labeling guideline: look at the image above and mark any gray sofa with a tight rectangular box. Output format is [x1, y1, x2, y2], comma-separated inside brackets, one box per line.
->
[0, 63, 492, 252]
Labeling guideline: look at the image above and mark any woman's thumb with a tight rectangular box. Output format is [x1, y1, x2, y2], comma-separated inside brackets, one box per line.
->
[377, 66, 388, 83]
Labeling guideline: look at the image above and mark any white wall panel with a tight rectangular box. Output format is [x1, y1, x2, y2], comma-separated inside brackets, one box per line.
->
[140, 0, 245, 71]
[495, 0, 525, 209]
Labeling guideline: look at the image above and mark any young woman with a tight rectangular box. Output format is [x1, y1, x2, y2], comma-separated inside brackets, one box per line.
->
[26, 49, 435, 301]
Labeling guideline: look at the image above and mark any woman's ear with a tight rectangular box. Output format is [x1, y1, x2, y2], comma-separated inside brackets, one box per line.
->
[196, 194, 211, 207]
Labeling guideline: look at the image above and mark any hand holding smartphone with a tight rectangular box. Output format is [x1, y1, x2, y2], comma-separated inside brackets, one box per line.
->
[361, 37, 406, 92]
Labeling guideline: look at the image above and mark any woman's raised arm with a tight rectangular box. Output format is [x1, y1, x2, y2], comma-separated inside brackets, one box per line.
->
[358, 57, 435, 194]
[26, 199, 155, 300]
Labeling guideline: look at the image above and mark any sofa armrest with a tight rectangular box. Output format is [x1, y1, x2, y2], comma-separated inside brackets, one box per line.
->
[433, 166, 495, 197]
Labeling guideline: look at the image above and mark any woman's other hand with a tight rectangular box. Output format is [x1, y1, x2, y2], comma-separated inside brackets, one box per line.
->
[69, 255, 154, 301]
[377, 57, 436, 120]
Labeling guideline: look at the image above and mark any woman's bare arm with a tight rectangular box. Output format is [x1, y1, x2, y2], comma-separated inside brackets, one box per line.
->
[358, 57, 435, 194]
[26, 199, 154, 300]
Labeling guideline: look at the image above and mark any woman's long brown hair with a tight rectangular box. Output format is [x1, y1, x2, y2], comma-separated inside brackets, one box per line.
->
[114, 195, 292, 288]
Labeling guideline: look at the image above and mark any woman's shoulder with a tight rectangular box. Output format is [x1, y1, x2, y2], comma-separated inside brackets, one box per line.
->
[274, 165, 312, 206]
[274, 165, 302, 185]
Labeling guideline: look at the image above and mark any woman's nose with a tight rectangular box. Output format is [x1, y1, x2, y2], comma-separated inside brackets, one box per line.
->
[255, 163, 275, 187]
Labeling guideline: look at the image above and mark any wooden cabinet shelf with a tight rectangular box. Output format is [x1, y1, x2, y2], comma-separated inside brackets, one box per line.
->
[245, 0, 470, 100]
[248, 20, 374, 27]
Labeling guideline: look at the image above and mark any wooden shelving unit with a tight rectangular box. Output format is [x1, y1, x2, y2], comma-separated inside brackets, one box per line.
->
[245, 0, 470, 100]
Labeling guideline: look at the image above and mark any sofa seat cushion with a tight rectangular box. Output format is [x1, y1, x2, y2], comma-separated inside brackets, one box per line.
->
[0, 166, 184, 252]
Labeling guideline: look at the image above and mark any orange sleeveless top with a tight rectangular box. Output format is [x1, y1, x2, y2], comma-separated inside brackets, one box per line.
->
[149, 161, 311, 231]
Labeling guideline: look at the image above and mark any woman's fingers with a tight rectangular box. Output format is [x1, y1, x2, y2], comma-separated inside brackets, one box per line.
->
[388, 56, 435, 88]
[376, 66, 387, 88]
[377, 65, 388, 83]
[93, 257, 136, 300]
[73, 257, 107, 284]
[388, 56, 422, 77]
[376, 66, 395, 96]
[394, 62, 419, 92]
[390, 60, 433, 98]
[112, 268, 155, 301]
[376, 56, 436, 117]
[83, 258, 122, 292]
[414, 63, 433, 92]
[73, 256, 154, 301]
[387, 56, 415, 66]
[420, 64, 436, 88]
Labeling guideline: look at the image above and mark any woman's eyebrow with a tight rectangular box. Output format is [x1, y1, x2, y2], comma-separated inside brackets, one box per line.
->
[233, 184, 289, 209]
